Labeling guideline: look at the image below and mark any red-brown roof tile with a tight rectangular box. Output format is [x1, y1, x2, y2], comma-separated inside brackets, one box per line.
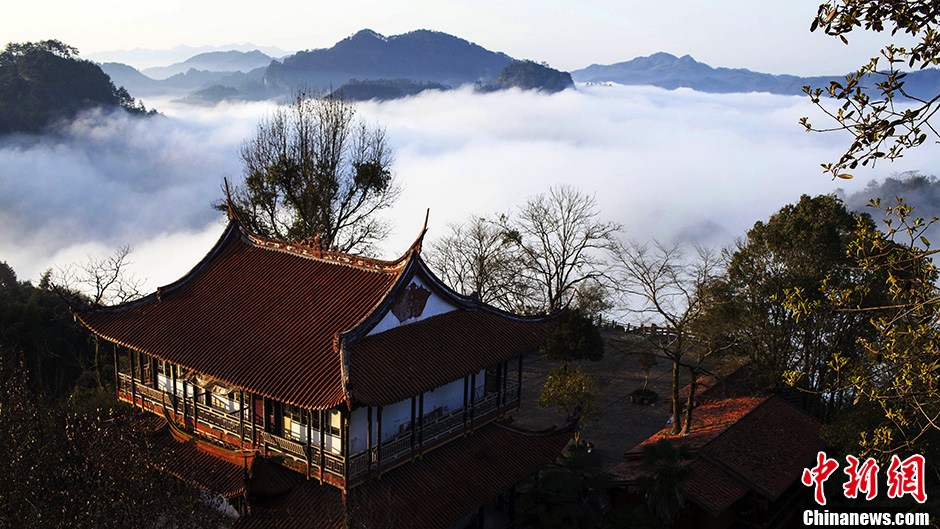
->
[147, 422, 249, 498]
[701, 395, 823, 500]
[631, 396, 768, 455]
[235, 422, 571, 529]
[611, 395, 823, 514]
[349, 310, 558, 405]
[78, 222, 405, 409]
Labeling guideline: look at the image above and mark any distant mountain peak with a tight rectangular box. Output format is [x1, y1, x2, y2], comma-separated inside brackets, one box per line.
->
[348, 29, 387, 42]
[647, 52, 679, 61]
[269, 28, 516, 90]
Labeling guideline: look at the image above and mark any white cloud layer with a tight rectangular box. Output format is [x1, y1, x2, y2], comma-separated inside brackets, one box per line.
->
[3, 85, 938, 293]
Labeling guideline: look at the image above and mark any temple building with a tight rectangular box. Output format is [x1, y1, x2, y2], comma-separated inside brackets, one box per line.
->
[76, 215, 569, 527]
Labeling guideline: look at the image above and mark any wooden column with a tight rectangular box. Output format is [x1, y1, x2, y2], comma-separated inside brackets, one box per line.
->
[129, 348, 137, 406]
[248, 393, 254, 445]
[182, 377, 188, 425]
[261, 398, 268, 454]
[341, 409, 349, 483]
[409, 396, 417, 458]
[469, 371, 477, 431]
[462, 375, 469, 432]
[517, 355, 523, 403]
[376, 405, 383, 477]
[172, 364, 178, 415]
[417, 393, 425, 455]
[305, 409, 312, 479]
[496, 362, 503, 409]
[238, 390, 245, 447]
[501, 360, 508, 411]
[112, 344, 118, 394]
[366, 406, 373, 474]
[319, 409, 326, 483]
[193, 384, 199, 430]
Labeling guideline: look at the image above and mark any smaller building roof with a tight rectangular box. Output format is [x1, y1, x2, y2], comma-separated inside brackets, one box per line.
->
[233, 422, 571, 529]
[611, 395, 823, 515]
[350, 309, 558, 405]
[133, 415, 249, 499]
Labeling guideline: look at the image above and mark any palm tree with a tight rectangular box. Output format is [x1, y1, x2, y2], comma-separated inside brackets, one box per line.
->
[636, 440, 692, 525]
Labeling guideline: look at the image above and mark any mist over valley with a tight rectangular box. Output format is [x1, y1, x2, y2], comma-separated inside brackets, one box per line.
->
[4, 31, 940, 292]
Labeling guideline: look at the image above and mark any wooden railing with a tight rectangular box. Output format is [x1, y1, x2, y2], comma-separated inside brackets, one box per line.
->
[259, 431, 305, 460]
[119, 371, 522, 485]
[195, 402, 242, 438]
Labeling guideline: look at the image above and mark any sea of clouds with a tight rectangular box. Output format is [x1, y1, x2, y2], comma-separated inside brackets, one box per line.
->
[2, 84, 939, 292]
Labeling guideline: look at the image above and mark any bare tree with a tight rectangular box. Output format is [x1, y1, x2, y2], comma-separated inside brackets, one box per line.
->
[613, 241, 729, 435]
[53, 245, 142, 307]
[52, 246, 143, 387]
[503, 185, 619, 313]
[426, 215, 533, 311]
[229, 91, 398, 255]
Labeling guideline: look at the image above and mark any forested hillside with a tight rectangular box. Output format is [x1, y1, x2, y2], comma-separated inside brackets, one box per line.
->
[0, 40, 152, 135]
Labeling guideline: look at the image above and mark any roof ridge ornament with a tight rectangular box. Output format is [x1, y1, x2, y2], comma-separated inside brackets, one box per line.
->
[409, 208, 430, 255]
[222, 177, 250, 230]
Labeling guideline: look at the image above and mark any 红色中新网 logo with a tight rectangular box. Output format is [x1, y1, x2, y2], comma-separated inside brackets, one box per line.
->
[801, 451, 927, 505]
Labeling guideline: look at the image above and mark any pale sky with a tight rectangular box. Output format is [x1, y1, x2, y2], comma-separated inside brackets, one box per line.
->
[4, 0, 910, 75]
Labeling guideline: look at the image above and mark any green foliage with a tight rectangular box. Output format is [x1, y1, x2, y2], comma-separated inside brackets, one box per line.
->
[706, 195, 889, 415]
[824, 198, 940, 457]
[541, 309, 604, 363]
[636, 351, 657, 390]
[482, 60, 575, 93]
[227, 91, 398, 255]
[0, 39, 151, 135]
[0, 351, 226, 528]
[636, 440, 692, 526]
[517, 446, 614, 529]
[0, 262, 96, 397]
[803, 1, 940, 178]
[538, 365, 601, 444]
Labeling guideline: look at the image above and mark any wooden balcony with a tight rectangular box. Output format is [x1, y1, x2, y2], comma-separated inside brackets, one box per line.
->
[118, 371, 520, 489]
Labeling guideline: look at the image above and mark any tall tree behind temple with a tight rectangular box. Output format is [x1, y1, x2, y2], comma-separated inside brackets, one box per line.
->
[227, 91, 398, 256]
[0, 40, 151, 135]
[501, 185, 619, 313]
[704, 195, 891, 417]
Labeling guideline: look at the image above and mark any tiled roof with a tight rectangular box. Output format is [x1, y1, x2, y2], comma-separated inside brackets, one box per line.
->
[147, 421, 249, 499]
[235, 422, 571, 529]
[78, 221, 407, 409]
[349, 310, 558, 405]
[611, 395, 823, 515]
[631, 396, 768, 455]
[702, 396, 823, 500]
[78, 221, 557, 409]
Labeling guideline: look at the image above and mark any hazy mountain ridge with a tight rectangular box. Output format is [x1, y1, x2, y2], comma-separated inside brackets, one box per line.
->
[572, 52, 940, 98]
[100, 30, 572, 104]
[86, 43, 289, 70]
[99, 62, 267, 97]
[265, 29, 515, 91]
[142, 50, 275, 79]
